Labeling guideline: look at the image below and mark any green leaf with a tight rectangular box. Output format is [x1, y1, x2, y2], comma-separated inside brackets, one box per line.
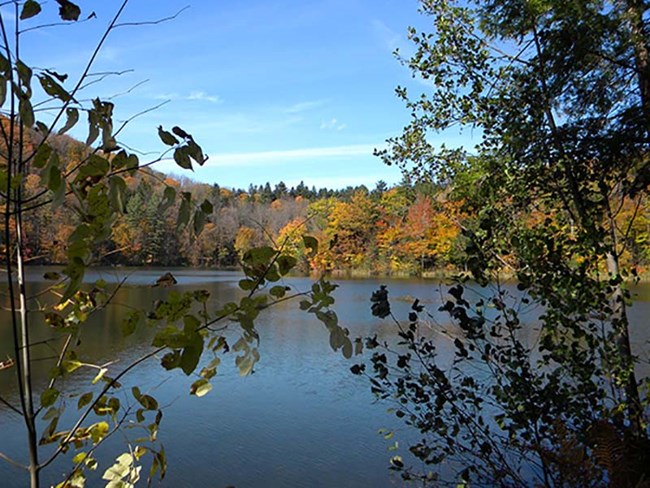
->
[173, 146, 192, 170]
[125, 153, 139, 174]
[19, 96, 34, 127]
[0, 76, 6, 107]
[20, 0, 42, 19]
[277, 255, 297, 275]
[160, 186, 176, 211]
[193, 209, 206, 235]
[270, 285, 287, 299]
[177, 192, 191, 228]
[33, 143, 52, 169]
[72, 452, 87, 465]
[303, 235, 318, 255]
[171, 126, 189, 139]
[243, 246, 276, 266]
[200, 199, 213, 214]
[77, 154, 109, 179]
[62, 359, 82, 373]
[137, 394, 158, 411]
[180, 333, 203, 375]
[120, 310, 141, 337]
[186, 139, 207, 165]
[0, 53, 9, 75]
[77, 392, 93, 409]
[44, 312, 65, 328]
[160, 351, 181, 370]
[56, 0, 81, 21]
[58, 107, 79, 135]
[190, 379, 212, 397]
[108, 176, 127, 213]
[91, 367, 108, 384]
[86, 109, 99, 145]
[21, 0, 41, 19]
[16, 61, 32, 89]
[131, 387, 142, 401]
[41, 388, 59, 407]
[38, 73, 71, 102]
[45, 69, 68, 83]
[342, 338, 353, 359]
[238, 279, 256, 291]
[157, 126, 178, 146]
[90, 421, 109, 444]
[43, 271, 60, 280]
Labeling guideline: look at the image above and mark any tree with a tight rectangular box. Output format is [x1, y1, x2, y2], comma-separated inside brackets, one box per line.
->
[326, 190, 379, 270]
[0, 3, 352, 487]
[364, 0, 650, 484]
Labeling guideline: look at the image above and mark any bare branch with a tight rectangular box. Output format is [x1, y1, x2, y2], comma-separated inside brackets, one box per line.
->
[0, 393, 22, 415]
[113, 99, 170, 139]
[79, 69, 135, 92]
[0, 450, 26, 470]
[107, 78, 149, 100]
[19, 16, 94, 35]
[113, 6, 190, 29]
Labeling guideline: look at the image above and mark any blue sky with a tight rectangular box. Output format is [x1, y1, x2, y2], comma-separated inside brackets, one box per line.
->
[11, 0, 470, 189]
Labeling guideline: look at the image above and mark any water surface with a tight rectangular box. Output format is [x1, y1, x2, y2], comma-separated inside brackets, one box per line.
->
[0, 269, 648, 487]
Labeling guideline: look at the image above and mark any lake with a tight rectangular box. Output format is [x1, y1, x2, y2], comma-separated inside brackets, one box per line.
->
[0, 269, 648, 487]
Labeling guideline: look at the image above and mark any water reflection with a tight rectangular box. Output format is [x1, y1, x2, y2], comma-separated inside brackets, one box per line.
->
[0, 270, 648, 487]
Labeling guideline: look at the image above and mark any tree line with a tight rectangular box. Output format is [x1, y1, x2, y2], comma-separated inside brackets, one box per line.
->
[6, 129, 649, 277]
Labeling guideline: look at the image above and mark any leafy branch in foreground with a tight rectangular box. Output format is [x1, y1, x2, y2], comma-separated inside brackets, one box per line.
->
[39, 240, 350, 488]
[0, 1, 355, 487]
[357, 281, 650, 486]
[362, 0, 650, 485]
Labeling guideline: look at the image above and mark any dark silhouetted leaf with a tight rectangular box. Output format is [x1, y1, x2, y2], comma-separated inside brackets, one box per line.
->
[56, 0, 81, 21]
[157, 126, 178, 146]
[20, 0, 41, 20]
[58, 107, 78, 135]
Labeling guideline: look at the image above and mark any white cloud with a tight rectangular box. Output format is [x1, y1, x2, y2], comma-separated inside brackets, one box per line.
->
[284, 100, 327, 113]
[320, 118, 346, 131]
[154, 91, 222, 103]
[190, 143, 381, 168]
[187, 91, 222, 103]
[97, 46, 120, 62]
[371, 19, 414, 57]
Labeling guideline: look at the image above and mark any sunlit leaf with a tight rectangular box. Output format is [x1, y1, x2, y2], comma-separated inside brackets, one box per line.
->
[91, 368, 108, 385]
[303, 235, 318, 255]
[190, 379, 212, 397]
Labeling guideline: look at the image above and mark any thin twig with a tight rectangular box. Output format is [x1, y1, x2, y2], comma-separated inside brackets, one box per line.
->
[113, 6, 190, 29]
[0, 394, 21, 415]
[0, 450, 26, 470]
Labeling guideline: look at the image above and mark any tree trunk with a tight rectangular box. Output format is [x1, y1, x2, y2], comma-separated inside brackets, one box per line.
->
[605, 213, 643, 433]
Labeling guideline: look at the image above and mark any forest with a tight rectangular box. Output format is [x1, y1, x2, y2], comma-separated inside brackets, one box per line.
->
[10, 129, 650, 277]
[2, 0, 650, 486]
